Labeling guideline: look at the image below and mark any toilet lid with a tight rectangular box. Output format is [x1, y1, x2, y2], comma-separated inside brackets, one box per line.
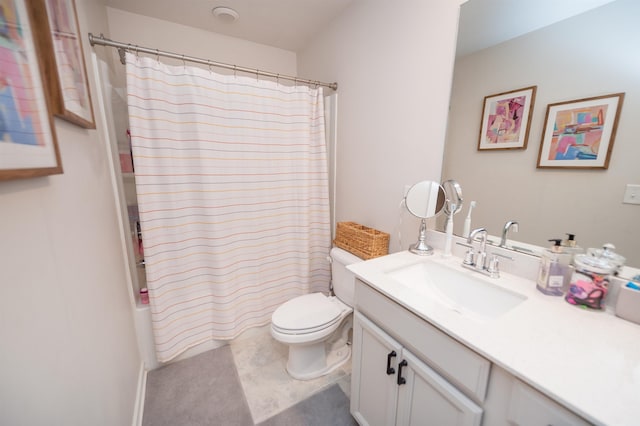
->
[272, 293, 343, 333]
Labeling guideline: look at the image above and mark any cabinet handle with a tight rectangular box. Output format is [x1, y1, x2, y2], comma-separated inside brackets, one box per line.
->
[386, 350, 397, 375]
[397, 360, 408, 385]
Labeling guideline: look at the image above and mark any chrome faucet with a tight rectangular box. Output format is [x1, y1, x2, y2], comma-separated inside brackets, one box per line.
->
[500, 220, 519, 248]
[458, 227, 510, 278]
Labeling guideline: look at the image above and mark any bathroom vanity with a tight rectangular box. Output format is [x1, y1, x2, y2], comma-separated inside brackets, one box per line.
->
[348, 245, 640, 426]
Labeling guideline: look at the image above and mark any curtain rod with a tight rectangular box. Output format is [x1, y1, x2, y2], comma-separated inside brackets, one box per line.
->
[87, 33, 338, 91]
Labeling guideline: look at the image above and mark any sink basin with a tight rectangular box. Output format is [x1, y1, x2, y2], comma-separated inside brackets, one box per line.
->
[386, 261, 527, 321]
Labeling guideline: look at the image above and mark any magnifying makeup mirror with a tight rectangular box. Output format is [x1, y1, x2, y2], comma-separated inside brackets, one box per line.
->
[405, 180, 446, 255]
[442, 179, 463, 217]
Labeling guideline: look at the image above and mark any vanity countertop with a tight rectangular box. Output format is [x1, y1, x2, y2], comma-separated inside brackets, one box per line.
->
[348, 250, 640, 426]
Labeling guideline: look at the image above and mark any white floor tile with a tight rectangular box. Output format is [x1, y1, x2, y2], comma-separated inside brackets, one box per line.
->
[230, 325, 352, 424]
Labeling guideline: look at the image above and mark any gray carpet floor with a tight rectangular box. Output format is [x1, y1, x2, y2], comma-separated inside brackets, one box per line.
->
[256, 384, 357, 426]
[142, 345, 356, 425]
[143, 346, 253, 426]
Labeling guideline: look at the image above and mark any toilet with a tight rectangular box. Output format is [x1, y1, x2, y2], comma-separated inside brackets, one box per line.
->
[271, 247, 362, 380]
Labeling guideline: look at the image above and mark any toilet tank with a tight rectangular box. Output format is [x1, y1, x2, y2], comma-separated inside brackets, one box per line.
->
[330, 247, 363, 307]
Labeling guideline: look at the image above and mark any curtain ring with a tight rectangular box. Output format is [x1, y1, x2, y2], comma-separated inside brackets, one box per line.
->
[255, 69, 259, 82]
[233, 65, 237, 78]
[156, 48, 160, 62]
[276, 74, 279, 85]
[134, 45, 139, 58]
[182, 54, 186, 69]
[208, 60, 213, 74]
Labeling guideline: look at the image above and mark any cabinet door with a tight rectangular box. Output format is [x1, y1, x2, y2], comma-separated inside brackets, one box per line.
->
[351, 312, 403, 426]
[396, 350, 483, 426]
[508, 380, 591, 426]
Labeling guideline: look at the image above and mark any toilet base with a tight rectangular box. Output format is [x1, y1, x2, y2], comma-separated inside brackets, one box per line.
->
[286, 341, 351, 381]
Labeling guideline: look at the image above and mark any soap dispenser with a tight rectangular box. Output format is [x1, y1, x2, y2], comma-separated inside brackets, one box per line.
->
[562, 233, 577, 248]
[561, 233, 584, 261]
[536, 239, 572, 296]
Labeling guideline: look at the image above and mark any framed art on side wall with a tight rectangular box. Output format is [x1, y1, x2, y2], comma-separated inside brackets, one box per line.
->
[0, 0, 63, 181]
[537, 93, 624, 169]
[478, 86, 537, 150]
[32, 0, 95, 128]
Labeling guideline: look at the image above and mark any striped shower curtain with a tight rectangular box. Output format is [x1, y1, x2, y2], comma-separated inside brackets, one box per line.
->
[125, 53, 331, 362]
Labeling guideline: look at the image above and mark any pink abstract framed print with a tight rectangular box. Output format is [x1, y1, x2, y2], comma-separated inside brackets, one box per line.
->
[478, 86, 536, 151]
[0, 0, 63, 180]
[537, 93, 624, 169]
[32, 0, 95, 128]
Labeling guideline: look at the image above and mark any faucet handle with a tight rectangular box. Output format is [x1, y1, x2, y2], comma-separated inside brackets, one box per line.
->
[463, 249, 475, 266]
[487, 256, 500, 278]
[486, 252, 514, 278]
[456, 242, 475, 265]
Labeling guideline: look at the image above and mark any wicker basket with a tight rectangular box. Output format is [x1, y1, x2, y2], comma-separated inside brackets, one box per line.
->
[333, 222, 390, 260]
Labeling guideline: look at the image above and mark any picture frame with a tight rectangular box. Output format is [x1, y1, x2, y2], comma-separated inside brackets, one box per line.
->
[0, 0, 63, 181]
[478, 86, 537, 150]
[537, 93, 624, 169]
[33, 0, 95, 128]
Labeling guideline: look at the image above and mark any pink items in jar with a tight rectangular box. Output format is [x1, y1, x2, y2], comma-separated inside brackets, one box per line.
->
[565, 244, 625, 310]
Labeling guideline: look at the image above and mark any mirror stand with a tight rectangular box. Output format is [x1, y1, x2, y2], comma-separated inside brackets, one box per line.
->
[410, 218, 434, 255]
[404, 180, 448, 256]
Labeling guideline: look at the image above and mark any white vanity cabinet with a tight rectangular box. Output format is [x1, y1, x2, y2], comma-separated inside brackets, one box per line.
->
[351, 280, 486, 426]
[351, 279, 592, 426]
[351, 311, 483, 426]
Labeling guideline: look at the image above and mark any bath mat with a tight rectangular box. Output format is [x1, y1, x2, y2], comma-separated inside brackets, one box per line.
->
[256, 384, 357, 426]
[142, 345, 253, 426]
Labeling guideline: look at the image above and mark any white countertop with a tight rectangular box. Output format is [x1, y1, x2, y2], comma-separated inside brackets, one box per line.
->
[348, 249, 640, 426]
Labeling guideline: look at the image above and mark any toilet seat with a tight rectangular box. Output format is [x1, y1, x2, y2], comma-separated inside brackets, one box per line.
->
[272, 293, 349, 335]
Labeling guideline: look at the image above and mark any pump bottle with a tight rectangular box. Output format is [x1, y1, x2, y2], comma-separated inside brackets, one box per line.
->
[561, 233, 584, 263]
[536, 239, 572, 296]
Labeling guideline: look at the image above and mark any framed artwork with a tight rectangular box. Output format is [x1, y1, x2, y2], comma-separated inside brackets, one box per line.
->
[478, 86, 537, 151]
[0, 0, 63, 181]
[33, 0, 95, 128]
[537, 93, 624, 169]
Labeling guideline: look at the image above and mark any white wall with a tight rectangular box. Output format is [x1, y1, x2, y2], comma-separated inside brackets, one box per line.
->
[0, 0, 142, 425]
[442, 0, 640, 265]
[298, 0, 464, 253]
[105, 7, 297, 88]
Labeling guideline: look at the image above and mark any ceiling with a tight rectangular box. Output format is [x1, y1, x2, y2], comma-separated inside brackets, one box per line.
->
[105, 0, 617, 54]
[456, 0, 617, 57]
[104, 0, 355, 52]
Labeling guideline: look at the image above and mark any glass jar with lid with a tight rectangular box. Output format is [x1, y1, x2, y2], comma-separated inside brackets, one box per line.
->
[565, 244, 625, 309]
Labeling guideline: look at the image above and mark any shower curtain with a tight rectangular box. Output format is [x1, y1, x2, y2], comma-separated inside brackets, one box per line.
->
[125, 53, 331, 362]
